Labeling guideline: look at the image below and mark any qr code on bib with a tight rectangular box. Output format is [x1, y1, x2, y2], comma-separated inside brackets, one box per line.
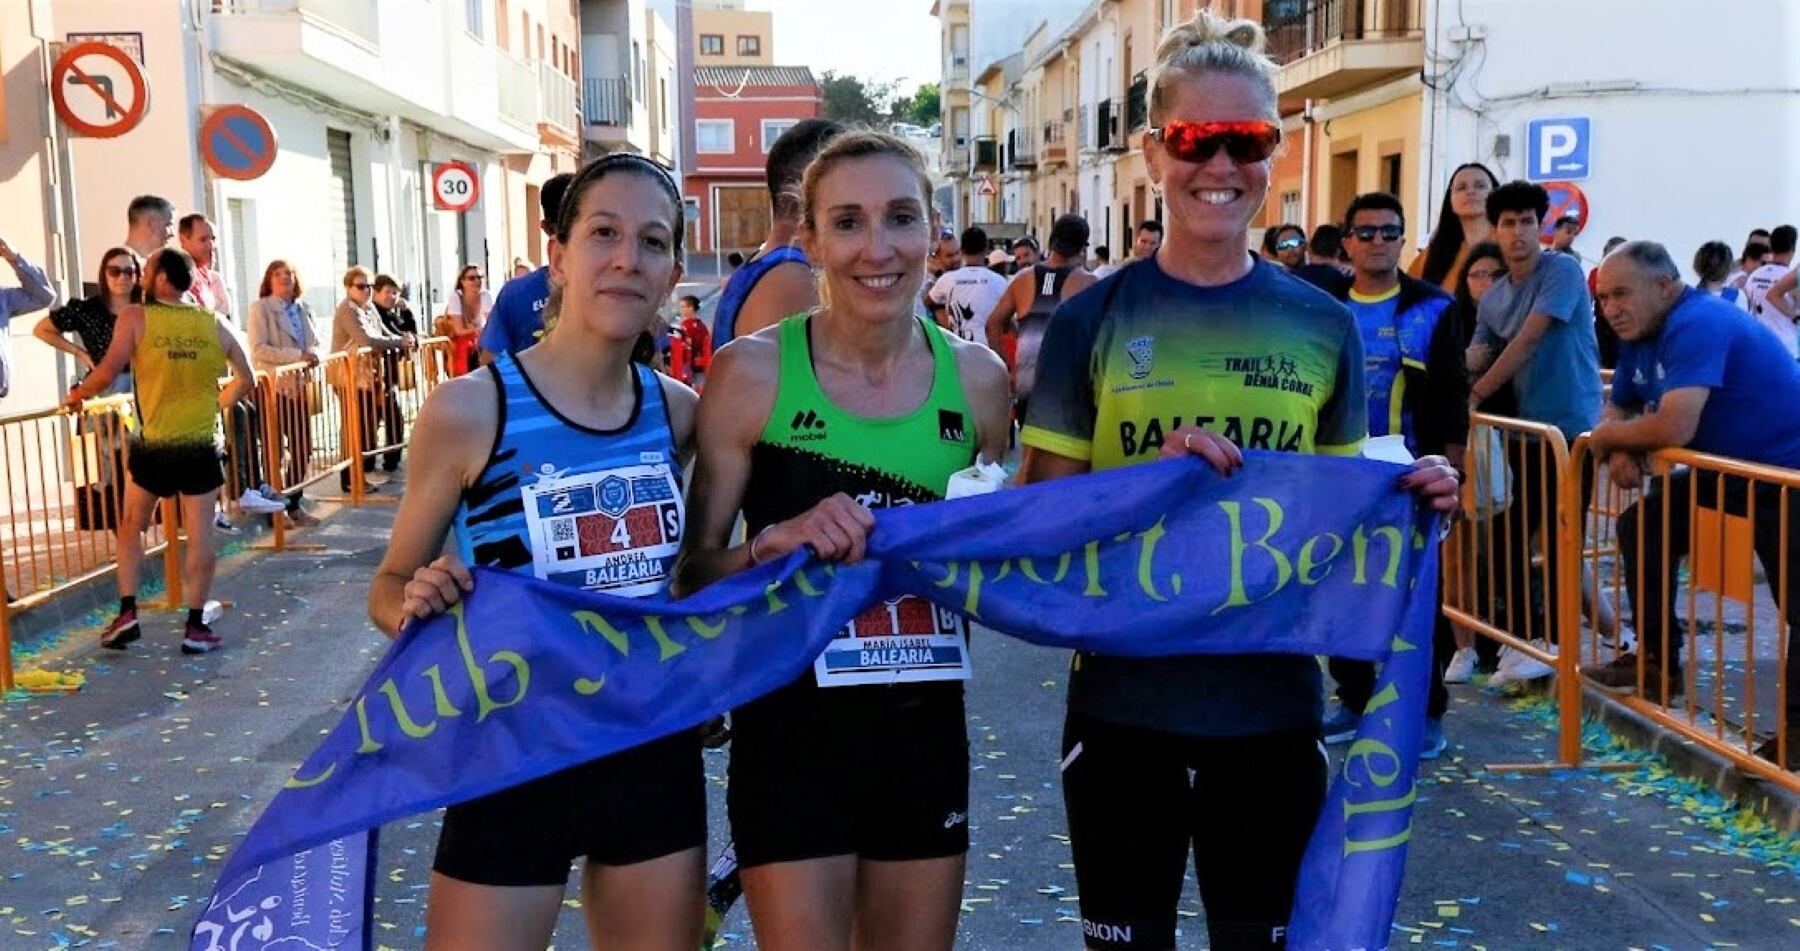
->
[548, 519, 576, 543]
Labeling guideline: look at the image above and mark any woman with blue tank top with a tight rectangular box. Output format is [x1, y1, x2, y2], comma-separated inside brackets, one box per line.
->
[368, 154, 704, 950]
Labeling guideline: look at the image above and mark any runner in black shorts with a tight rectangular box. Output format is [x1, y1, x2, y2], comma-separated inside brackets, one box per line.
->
[679, 130, 1011, 949]
[68, 248, 254, 655]
[1016, 10, 1461, 950]
[368, 154, 705, 950]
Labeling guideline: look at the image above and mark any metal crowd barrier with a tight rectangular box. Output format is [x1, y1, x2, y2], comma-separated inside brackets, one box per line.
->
[1570, 436, 1800, 792]
[1441, 413, 1584, 766]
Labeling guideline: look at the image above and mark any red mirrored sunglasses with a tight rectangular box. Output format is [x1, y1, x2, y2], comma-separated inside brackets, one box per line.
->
[1150, 120, 1282, 165]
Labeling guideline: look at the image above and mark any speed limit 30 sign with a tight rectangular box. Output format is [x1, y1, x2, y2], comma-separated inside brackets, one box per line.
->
[432, 162, 480, 212]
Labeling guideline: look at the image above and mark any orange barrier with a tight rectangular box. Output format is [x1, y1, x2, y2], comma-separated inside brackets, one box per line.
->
[1441, 413, 1585, 766]
[0, 396, 181, 691]
[338, 338, 451, 503]
[1570, 436, 1800, 792]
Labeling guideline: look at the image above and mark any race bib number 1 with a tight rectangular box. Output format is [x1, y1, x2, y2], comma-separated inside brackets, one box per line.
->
[814, 595, 972, 687]
[520, 463, 682, 599]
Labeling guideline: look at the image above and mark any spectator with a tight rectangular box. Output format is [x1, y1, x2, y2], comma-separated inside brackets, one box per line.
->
[64, 247, 256, 654]
[726, 250, 745, 271]
[712, 118, 845, 344]
[926, 226, 1010, 342]
[1588, 235, 1630, 369]
[371, 275, 418, 338]
[675, 294, 712, 388]
[1321, 192, 1461, 758]
[439, 265, 490, 375]
[1467, 180, 1602, 683]
[36, 247, 139, 390]
[333, 266, 406, 492]
[178, 214, 232, 319]
[479, 172, 574, 363]
[1726, 234, 1770, 291]
[369, 274, 418, 474]
[0, 236, 56, 400]
[1096, 219, 1163, 278]
[1090, 245, 1111, 273]
[928, 227, 961, 280]
[512, 258, 530, 279]
[1549, 214, 1582, 257]
[1694, 241, 1751, 310]
[1411, 161, 1499, 292]
[1741, 224, 1797, 359]
[247, 260, 322, 527]
[986, 248, 1011, 274]
[1584, 241, 1800, 768]
[1291, 224, 1351, 294]
[124, 195, 175, 263]
[1261, 222, 1305, 269]
[985, 214, 1096, 416]
[1010, 235, 1041, 272]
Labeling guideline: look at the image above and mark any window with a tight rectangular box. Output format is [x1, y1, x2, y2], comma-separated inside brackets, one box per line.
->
[761, 119, 798, 152]
[696, 119, 734, 154]
[700, 34, 724, 56]
[660, 77, 669, 129]
[496, 0, 509, 49]
[1383, 154, 1403, 199]
[325, 129, 358, 269]
[464, 0, 483, 38]
[736, 35, 761, 57]
[1280, 190, 1301, 226]
[632, 41, 644, 101]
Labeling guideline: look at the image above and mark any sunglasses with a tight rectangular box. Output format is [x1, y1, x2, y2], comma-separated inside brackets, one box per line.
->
[1349, 225, 1404, 243]
[1274, 236, 1305, 252]
[1466, 267, 1506, 281]
[1150, 120, 1282, 165]
[104, 265, 139, 279]
[352, 282, 373, 291]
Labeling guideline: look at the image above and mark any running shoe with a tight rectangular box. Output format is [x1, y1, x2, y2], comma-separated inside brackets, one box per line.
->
[1442, 647, 1478, 684]
[257, 484, 287, 505]
[1583, 652, 1682, 704]
[238, 489, 288, 515]
[1419, 718, 1448, 760]
[285, 508, 321, 528]
[181, 622, 223, 654]
[213, 511, 238, 532]
[1488, 645, 1556, 687]
[100, 609, 140, 649]
[1321, 705, 1362, 744]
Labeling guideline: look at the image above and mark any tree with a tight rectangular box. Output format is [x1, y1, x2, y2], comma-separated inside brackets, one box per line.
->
[820, 70, 901, 127]
[905, 83, 939, 127]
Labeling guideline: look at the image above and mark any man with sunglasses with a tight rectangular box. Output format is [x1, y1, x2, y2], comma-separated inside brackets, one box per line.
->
[1261, 223, 1306, 270]
[1319, 192, 1465, 760]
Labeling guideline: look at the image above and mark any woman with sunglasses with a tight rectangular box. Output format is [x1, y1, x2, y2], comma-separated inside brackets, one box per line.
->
[1412, 162, 1500, 293]
[370, 154, 704, 950]
[1018, 11, 1460, 950]
[36, 248, 140, 395]
[439, 265, 491, 376]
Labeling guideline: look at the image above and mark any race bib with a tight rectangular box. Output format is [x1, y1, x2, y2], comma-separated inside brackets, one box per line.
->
[520, 463, 683, 598]
[814, 595, 972, 687]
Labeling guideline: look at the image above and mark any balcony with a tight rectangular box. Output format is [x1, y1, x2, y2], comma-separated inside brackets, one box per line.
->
[1008, 129, 1037, 170]
[539, 62, 580, 148]
[1126, 72, 1148, 132]
[213, 0, 376, 45]
[1264, 0, 1425, 100]
[1096, 100, 1126, 152]
[972, 135, 999, 172]
[1042, 121, 1067, 165]
[496, 53, 538, 134]
[944, 136, 971, 177]
[584, 77, 633, 127]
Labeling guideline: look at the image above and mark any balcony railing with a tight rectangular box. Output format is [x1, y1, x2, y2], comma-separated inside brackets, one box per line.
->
[1009, 129, 1037, 170]
[496, 52, 538, 131]
[539, 61, 579, 135]
[1042, 121, 1067, 164]
[1126, 72, 1148, 132]
[972, 135, 999, 172]
[1263, 0, 1424, 65]
[212, 0, 379, 45]
[1096, 100, 1125, 152]
[584, 76, 632, 127]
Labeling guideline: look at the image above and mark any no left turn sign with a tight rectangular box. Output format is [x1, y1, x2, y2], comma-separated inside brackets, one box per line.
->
[432, 162, 480, 213]
[51, 41, 148, 138]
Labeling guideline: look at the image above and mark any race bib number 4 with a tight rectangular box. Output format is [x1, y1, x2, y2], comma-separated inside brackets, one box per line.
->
[814, 595, 972, 687]
[520, 463, 682, 598]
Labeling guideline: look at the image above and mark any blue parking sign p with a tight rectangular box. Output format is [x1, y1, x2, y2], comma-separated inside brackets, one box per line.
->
[1527, 117, 1590, 183]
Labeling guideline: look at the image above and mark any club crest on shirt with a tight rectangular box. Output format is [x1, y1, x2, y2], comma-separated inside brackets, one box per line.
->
[1126, 335, 1155, 380]
[598, 475, 631, 517]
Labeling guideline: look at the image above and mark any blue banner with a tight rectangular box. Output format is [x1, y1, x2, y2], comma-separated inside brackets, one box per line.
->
[191, 453, 1439, 951]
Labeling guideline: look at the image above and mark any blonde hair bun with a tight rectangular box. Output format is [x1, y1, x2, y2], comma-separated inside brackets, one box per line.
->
[1148, 8, 1278, 126]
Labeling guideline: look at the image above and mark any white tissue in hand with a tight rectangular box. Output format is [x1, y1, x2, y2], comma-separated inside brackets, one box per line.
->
[1361, 434, 1415, 465]
[946, 461, 1009, 499]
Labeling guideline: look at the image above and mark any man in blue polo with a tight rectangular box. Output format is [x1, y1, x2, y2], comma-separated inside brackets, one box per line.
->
[1319, 192, 1464, 759]
[1585, 240, 1800, 768]
[477, 172, 573, 363]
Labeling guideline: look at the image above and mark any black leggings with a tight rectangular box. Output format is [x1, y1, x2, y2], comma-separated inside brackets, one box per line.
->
[1060, 712, 1327, 950]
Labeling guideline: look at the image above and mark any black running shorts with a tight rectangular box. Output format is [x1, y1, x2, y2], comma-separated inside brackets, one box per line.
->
[432, 728, 706, 887]
[127, 441, 224, 499]
[727, 678, 970, 868]
[1059, 711, 1328, 950]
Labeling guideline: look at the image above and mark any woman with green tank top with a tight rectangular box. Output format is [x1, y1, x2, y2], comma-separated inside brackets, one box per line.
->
[677, 131, 1012, 950]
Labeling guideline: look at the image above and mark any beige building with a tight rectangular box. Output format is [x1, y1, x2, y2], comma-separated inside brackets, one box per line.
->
[1, 0, 582, 414]
[580, 0, 682, 168]
[692, 0, 774, 67]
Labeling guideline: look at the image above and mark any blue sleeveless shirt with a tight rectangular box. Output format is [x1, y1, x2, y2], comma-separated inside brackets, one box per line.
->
[713, 245, 809, 346]
[454, 352, 684, 598]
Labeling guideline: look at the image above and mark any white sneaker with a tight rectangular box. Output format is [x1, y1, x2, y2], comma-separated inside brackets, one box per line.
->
[257, 484, 287, 505]
[1443, 647, 1478, 684]
[238, 489, 287, 515]
[1490, 645, 1556, 687]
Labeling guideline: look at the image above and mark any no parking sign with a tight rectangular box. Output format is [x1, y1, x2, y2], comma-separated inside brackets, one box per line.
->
[1539, 181, 1589, 243]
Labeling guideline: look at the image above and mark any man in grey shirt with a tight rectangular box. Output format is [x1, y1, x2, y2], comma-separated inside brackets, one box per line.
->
[1465, 181, 1602, 680]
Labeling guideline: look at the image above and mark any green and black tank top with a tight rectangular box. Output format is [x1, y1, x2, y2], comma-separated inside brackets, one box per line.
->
[743, 314, 978, 534]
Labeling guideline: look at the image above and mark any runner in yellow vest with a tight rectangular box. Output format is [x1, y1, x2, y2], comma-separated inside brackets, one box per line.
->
[67, 248, 256, 654]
